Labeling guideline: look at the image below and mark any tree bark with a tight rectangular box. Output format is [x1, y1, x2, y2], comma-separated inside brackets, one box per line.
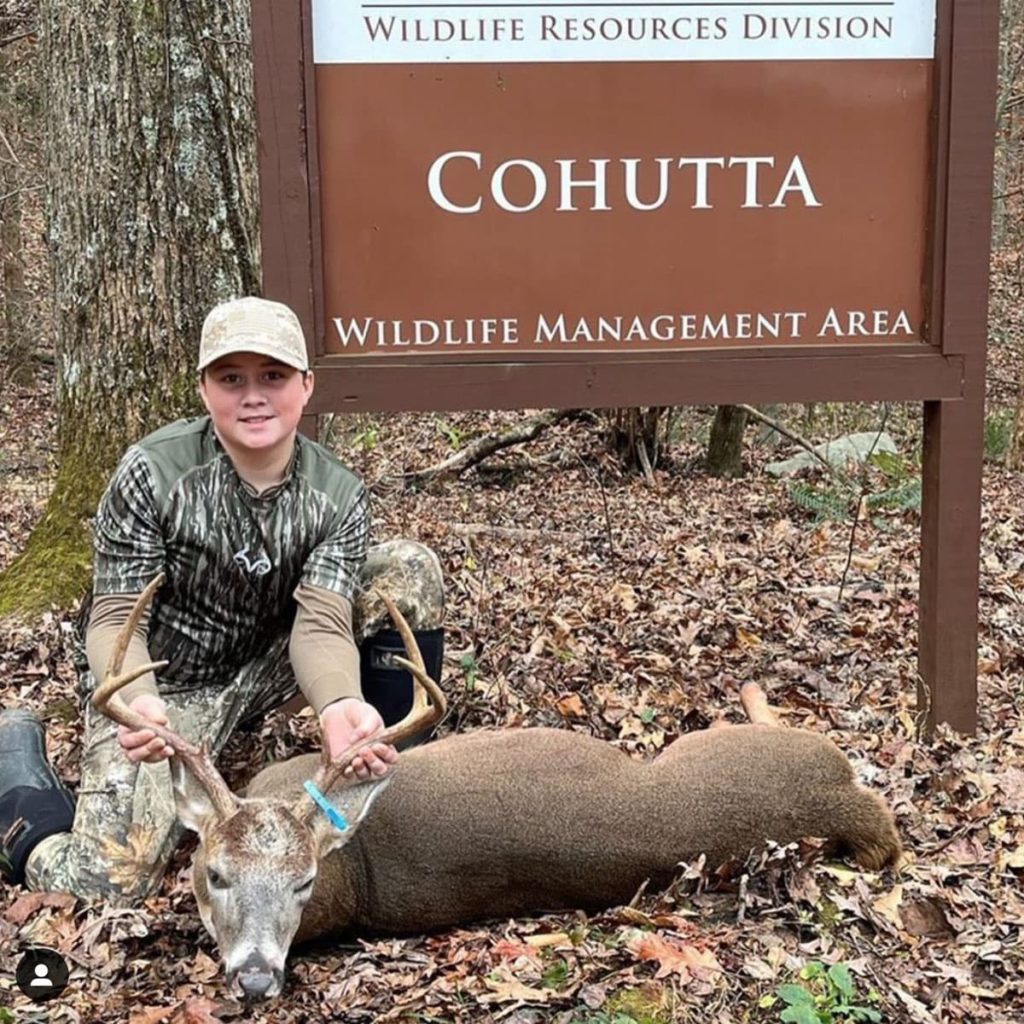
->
[0, 34, 32, 385]
[704, 404, 749, 478]
[605, 407, 671, 477]
[0, 0, 259, 616]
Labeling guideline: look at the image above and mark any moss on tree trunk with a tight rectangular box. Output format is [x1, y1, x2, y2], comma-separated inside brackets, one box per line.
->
[0, 0, 259, 618]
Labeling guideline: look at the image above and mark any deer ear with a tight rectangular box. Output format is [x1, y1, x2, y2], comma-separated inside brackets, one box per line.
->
[310, 775, 393, 857]
[171, 758, 225, 834]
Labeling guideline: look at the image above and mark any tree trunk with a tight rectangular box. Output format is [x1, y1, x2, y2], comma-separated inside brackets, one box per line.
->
[0, 36, 32, 385]
[1008, 376, 1024, 470]
[704, 404, 749, 477]
[0, 0, 259, 616]
[605, 407, 672, 478]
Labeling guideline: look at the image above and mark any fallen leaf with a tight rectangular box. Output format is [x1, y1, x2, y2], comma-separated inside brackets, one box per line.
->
[172, 997, 222, 1024]
[129, 1008, 173, 1024]
[623, 928, 723, 983]
[555, 693, 585, 718]
[190, 949, 220, 983]
[3, 891, 76, 926]
[610, 582, 638, 611]
[851, 553, 881, 571]
[478, 968, 553, 1005]
[819, 864, 859, 886]
[743, 955, 778, 981]
[736, 627, 762, 648]
[900, 897, 954, 938]
[872, 885, 905, 930]
[578, 982, 609, 1009]
[491, 938, 540, 962]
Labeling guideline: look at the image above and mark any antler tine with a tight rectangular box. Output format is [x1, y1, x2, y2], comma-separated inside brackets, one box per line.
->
[91, 573, 237, 821]
[297, 593, 447, 818]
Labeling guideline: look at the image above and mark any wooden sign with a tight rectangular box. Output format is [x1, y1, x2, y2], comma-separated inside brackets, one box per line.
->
[251, 1, 998, 734]
[313, 4, 933, 359]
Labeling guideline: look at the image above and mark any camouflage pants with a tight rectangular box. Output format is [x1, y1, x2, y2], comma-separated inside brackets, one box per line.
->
[24, 540, 444, 900]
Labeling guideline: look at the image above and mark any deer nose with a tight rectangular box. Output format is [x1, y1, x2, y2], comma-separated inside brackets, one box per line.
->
[237, 970, 276, 999]
[231, 956, 283, 1000]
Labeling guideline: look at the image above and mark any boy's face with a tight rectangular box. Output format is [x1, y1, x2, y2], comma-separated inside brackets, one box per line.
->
[199, 352, 313, 458]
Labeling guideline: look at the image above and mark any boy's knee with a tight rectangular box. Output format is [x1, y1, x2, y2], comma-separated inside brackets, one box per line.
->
[355, 540, 444, 638]
[25, 817, 181, 902]
[356, 540, 445, 732]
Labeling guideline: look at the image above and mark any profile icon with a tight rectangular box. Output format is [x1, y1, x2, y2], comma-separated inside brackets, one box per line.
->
[15, 946, 69, 1001]
[31, 962, 53, 986]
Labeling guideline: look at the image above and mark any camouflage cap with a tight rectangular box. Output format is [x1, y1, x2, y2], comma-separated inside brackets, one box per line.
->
[198, 297, 309, 372]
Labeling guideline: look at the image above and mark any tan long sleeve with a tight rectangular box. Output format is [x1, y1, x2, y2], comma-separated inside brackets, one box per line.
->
[85, 593, 160, 704]
[290, 583, 362, 714]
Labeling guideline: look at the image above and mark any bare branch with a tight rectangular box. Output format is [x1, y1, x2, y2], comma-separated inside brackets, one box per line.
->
[405, 409, 580, 483]
[451, 522, 583, 543]
[0, 31, 34, 50]
[737, 403, 839, 477]
[0, 185, 42, 203]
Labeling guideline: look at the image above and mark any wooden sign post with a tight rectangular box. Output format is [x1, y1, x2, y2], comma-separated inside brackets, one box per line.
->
[250, 0, 998, 734]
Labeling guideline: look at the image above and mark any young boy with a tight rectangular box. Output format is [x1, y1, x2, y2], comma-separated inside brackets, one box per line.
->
[0, 296, 444, 898]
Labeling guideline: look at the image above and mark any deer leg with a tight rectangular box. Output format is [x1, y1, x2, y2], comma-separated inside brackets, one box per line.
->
[739, 683, 780, 727]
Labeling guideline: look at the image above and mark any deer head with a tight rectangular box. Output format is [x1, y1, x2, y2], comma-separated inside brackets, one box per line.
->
[92, 574, 446, 1000]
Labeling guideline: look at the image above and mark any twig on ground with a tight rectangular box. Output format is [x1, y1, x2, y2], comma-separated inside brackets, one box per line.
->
[0, 31, 34, 51]
[576, 454, 616, 557]
[0, 184, 42, 203]
[635, 436, 656, 485]
[405, 409, 579, 483]
[451, 523, 582, 543]
[838, 404, 890, 601]
[737, 403, 838, 477]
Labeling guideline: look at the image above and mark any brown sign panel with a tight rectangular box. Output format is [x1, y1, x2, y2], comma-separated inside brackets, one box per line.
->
[317, 60, 932, 358]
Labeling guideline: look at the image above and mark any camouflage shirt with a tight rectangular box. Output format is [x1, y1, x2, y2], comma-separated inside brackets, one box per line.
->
[92, 416, 369, 690]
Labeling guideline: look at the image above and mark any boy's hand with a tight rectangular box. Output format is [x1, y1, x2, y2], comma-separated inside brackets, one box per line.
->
[118, 694, 173, 763]
[319, 698, 398, 780]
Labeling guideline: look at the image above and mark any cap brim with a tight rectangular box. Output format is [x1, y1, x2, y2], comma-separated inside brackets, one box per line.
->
[197, 337, 308, 372]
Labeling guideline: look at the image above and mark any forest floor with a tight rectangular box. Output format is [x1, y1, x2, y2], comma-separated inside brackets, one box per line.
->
[1, 327, 1024, 1021]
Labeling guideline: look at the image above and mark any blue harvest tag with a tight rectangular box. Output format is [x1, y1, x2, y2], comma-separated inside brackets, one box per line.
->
[303, 780, 349, 832]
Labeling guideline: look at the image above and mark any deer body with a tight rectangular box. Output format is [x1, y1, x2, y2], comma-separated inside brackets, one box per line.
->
[244, 722, 900, 943]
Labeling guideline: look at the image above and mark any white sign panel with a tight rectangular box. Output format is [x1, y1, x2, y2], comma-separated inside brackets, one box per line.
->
[312, 1, 937, 65]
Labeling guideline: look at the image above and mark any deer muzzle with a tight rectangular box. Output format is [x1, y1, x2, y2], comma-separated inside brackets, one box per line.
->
[228, 953, 285, 1001]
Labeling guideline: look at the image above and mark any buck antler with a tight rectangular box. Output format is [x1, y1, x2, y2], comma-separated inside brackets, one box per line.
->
[293, 592, 447, 824]
[91, 573, 238, 821]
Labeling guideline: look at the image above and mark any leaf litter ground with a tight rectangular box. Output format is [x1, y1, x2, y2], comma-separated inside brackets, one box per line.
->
[1, 377, 1022, 1023]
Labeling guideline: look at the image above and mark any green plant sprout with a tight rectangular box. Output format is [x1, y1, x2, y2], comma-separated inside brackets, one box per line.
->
[762, 961, 884, 1023]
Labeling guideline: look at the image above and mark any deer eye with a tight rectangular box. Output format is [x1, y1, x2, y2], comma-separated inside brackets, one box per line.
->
[207, 868, 229, 890]
[294, 877, 314, 896]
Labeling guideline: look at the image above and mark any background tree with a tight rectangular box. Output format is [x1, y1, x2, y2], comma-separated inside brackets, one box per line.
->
[704, 404, 749, 478]
[997, 0, 1024, 468]
[0, 0, 39, 386]
[604, 407, 674, 481]
[0, 0, 259, 615]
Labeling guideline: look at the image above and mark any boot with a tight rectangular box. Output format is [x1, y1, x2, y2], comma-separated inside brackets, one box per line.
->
[360, 627, 444, 746]
[0, 710, 76, 884]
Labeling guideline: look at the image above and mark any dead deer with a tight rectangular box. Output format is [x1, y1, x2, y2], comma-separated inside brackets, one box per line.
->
[94, 576, 901, 1000]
